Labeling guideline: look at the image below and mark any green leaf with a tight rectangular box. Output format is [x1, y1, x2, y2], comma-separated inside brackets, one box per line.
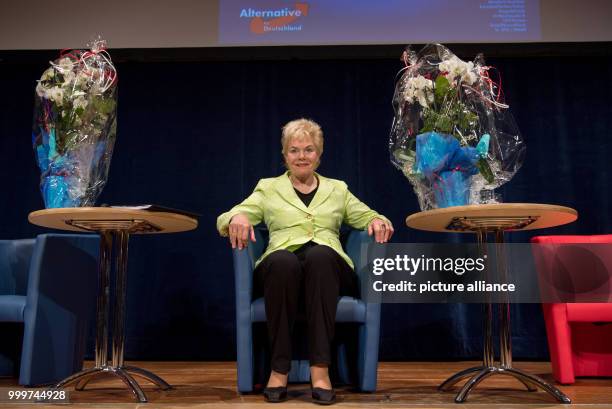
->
[434, 115, 453, 133]
[91, 97, 116, 115]
[434, 75, 450, 105]
[476, 158, 495, 183]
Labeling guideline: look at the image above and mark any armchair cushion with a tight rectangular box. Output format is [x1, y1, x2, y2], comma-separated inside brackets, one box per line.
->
[251, 296, 367, 323]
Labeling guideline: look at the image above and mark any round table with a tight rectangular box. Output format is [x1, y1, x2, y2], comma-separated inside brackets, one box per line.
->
[29, 207, 198, 403]
[406, 203, 577, 404]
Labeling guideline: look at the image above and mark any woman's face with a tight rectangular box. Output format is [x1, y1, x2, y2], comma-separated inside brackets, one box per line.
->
[284, 136, 320, 180]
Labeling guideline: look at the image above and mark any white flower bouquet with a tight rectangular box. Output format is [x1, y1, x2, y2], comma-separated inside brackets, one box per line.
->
[389, 44, 525, 210]
[32, 38, 118, 208]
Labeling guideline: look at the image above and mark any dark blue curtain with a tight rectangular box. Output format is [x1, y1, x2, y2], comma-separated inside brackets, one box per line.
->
[1, 50, 611, 360]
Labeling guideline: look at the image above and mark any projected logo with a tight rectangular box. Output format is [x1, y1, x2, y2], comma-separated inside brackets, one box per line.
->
[239, 2, 309, 34]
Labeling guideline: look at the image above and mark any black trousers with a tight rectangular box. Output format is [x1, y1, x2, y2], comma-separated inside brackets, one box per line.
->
[254, 242, 357, 374]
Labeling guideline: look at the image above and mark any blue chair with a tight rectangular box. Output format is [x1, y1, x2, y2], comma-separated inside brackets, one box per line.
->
[0, 234, 99, 386]
[233, 229, 381, 392]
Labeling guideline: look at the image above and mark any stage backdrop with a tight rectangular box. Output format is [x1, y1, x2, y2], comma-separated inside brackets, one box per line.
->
[1, 50, 611, 361]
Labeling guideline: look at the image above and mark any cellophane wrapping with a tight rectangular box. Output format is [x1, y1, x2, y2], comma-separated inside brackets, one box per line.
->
[32, 38, 118, 208]
[389, 44, 525, 211]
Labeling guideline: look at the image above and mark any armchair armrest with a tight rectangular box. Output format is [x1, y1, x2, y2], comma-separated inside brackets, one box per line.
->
[344, 230, 386, 301]
[232, 227, 266, 393]
[233, 247, 256, 323]
[343, 229, 382, 391]
[233, 228, 267, 318]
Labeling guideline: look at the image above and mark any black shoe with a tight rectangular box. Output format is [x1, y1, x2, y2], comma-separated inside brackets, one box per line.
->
[311, 386, 336, 405]
[263, 386, 288, 403]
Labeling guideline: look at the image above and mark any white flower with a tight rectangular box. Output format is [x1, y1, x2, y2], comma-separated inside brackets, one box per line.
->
[463, 72, 477, 85]
[404, 75, 434, 108]
[57, 57, 74, 73]
[73, 95, 88, 110]
[48, 87, 64, 106]
[439, 56, 478, 86]
[41, 68, 55, 81]
[62, 70, 75, 86]
[76, 72, 90, 88]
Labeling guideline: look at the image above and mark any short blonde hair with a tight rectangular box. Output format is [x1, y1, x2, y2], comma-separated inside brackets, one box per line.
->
[281, 118, 324, 155]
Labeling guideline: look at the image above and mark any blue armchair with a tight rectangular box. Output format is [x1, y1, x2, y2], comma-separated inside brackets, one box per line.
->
[233, 229, 381, 393]
[0, 234, 99, 386]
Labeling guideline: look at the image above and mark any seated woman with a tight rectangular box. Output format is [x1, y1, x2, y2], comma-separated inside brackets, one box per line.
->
[217, 118, 393, 405]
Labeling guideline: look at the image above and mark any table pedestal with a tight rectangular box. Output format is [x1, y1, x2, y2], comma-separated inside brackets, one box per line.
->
[50, 222, 171, 403]
[437, 219, 571, 404]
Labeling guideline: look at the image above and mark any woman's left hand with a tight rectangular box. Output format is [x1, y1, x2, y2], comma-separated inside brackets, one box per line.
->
[368, 218, 394, 243]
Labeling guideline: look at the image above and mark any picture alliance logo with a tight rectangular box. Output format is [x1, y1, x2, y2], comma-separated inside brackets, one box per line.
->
[371, 255, 488, 276]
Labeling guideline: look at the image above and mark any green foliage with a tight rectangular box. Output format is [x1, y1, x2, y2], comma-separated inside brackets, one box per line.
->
[476, 157, 494, 183]
[419, 78, 478, 142]
[415, 74, 495, 183]
[92, 96, 116, 115]
[434, 75, 450, 106]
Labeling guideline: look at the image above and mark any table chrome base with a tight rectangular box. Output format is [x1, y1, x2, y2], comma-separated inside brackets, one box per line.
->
[49, 228, 171, 403]
[53, 365, 171, 403]
[437, 225, 571, 404]
[439, 365, 570, 404]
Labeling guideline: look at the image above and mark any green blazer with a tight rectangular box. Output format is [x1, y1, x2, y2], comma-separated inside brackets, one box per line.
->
[217, 172, 391, 269]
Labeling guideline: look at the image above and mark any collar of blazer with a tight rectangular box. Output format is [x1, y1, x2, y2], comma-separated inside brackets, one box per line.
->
[276, 171, 335, 213]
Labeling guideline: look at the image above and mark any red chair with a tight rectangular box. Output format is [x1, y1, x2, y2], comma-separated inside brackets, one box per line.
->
[531, 235, 612, 384]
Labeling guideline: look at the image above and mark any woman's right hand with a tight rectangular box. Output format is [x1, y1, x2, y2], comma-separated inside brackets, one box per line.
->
[229, 213, 256, 250]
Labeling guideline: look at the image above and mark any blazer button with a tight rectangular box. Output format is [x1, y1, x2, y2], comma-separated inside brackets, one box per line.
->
[306, 214, 312, 219]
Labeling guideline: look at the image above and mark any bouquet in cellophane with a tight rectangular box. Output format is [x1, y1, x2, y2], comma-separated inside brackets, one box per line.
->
[389, 44, 525, 211]
[32, 38, 117, 208]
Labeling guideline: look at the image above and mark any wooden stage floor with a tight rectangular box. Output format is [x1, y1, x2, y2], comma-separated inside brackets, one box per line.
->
[2, 361, 612, 408]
